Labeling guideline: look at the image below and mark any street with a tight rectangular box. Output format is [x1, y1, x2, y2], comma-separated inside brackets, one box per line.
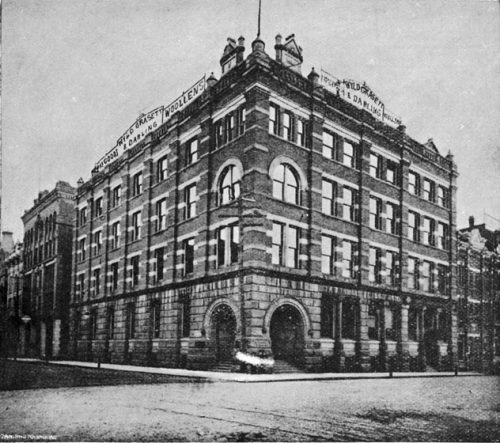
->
[1, 376, 499, 441]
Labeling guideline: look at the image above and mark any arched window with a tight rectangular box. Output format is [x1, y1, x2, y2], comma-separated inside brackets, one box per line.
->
[272, 163, 300, 204]
[219, 165, 241, 205]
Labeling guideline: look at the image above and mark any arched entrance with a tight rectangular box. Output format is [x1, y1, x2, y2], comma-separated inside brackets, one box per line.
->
[210, 304, 237, 362]
[270, 304, 304, 366]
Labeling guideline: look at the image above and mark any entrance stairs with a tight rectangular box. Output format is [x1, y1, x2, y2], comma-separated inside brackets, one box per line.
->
[272, 360, 303, 374]
[211, 361, 240, 373]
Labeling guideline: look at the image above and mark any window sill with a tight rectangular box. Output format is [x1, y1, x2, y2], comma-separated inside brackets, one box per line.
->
[269, 132, 308, 151]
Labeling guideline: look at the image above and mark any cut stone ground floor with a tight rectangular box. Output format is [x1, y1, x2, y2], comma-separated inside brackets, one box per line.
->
[68, 273, 458, 372]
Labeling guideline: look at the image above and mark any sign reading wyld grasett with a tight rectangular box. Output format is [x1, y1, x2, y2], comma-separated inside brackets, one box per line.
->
[94, 75, 206, 173]
[319, 69, 402, 129]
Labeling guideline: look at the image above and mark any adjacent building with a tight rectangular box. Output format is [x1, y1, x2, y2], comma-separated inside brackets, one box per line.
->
[457, 216, 500, 373]
[21, 181, 76, 358]
[69, 33, 459, 373]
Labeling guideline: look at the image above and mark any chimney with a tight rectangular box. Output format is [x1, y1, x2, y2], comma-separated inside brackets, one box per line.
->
[469, 216, 475, 228]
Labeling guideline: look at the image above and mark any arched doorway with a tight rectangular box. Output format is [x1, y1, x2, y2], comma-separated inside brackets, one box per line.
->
[270, 304, 304, 366]
[210, 304, 237, 362]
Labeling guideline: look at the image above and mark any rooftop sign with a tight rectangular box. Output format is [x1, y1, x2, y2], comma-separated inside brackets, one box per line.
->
[320, 69, 402, 129]
[94, 75, 206, 173]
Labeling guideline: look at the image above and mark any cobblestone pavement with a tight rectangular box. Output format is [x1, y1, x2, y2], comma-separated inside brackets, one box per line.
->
[1, 376, 499, 441]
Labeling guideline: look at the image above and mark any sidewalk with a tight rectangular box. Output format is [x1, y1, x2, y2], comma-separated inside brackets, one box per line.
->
[13, 358, 483, 383]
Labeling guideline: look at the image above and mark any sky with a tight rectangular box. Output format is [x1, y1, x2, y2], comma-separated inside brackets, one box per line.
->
[2, 0, 500, 241]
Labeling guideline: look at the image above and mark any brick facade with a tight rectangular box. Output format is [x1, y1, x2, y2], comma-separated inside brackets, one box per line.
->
[70, 34, 459, 372]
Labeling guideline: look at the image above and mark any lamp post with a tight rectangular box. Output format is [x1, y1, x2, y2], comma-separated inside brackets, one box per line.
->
[20, 314, 32, 360]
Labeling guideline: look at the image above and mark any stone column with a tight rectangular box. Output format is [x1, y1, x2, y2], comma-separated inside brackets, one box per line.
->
[417, 306, 427, 371]
[355, 299, 371, 371]
[333, 297, 345, 372]
[396, 301, 410, 371]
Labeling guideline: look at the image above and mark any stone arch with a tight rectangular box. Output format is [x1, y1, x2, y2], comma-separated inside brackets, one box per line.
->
[268, 155, 308, 191]
[212, 158, 244, 194]
[203, 298, 241, 338]
[263, 297, 311, 337]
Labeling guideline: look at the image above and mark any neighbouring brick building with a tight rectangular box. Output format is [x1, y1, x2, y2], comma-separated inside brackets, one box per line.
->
[22, 181, 76, 358]
[457, 217, 500, 373]
[70, 33, 458, 372]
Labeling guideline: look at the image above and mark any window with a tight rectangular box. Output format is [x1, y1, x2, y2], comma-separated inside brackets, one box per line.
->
[131, 172, 143, 196]
[110, 262, 119, 291]
[225, 113, 235, 142]
[111, 185, 122, 208]
[89, 310, 98, 341]
[77, 274, 85, 299]
[322, 179, 339, 216]
[437, 264, 448, 294]
[321, 234, 337, 275]
[269, 104, 279, 135]
[216, 224, 239, 267]
[437, 222, 449, 250]
[157, 156, 168, 182]
[94, 197, 103, 217]
[186, 138, 198, 165]
[271, 223, 300, 268]
[237, 106, 246, 136]
[368, 303, 380, 339]
[322, 131, 339, 160]
[181, 296, 191, 337]
[422, 217, 432, 245]
[408, 171, 419, 195]
[386, 160, 398, 185]
[369, 153, 382, 179]
[343, 141, 356, 168]
[386, 251, 397, 286]
[423, 179, 435, 202]
[107, 308, 115, 339]
[408, 211, 419, 242]
[271, 223, 283, 266]
[183, 238, 195, 275]
[272, 163, 300, 205]
[92, 268, 101, 295]
[219, 165, 241, 205]
[343, 187, 359, 223]
[408, 257, 418, 290]
[78, 237, 86, 262]
[342, 240, 358, 279]
[369, 247, 383, 283]
[437, 186, 448, 208]
[154, 247, 164, 282]
[369, 197, 383, 230]
[297, 119, 307, 147]
[282, 111, 293, 141]
[421, 261, 432, 292]
[131, 211, 142, 241]
[320, 294, 334, 338]
[156, 198, 167, 231]
[342, 299, 357, 339]
[184, 184, 197, 219]
[386, 203, 399, 235]
[152, 301, 161, 339]
[125, 303, 135, 339]
[130, 256, 140, 287]
[215, 120, 224, 147]
[79, 207, 88, 226]
[92, 231, 102, 256]
[110, 222, 120, 249]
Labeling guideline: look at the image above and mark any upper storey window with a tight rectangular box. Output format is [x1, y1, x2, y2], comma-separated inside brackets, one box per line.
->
[369, 153, 382, 178]
[386, 160, 399, 185]
[132, 172, 143, 197]
[157, 156, 168, 182]
[343, 141, 356, 169]
[79, 207, 88, 226]
[272, 163, 300, 205]
[268, 103, 308, 147]
[111, 185, 122, 208]
[408, 171, 420, 195]
[185, 138, 198, 166]
[423, 178, 435, 202]
[219, 165, 241, 205]
[269, 104, 279, 135]
[94, 197, 103, 218]
[215, 105, 246, 148]
[437, 185, 449, 208]
[322, 131, 340, 161]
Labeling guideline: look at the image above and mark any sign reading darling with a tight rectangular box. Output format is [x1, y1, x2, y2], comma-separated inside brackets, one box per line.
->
[320, 69, 402, 129]
[94, 75, 206, 173]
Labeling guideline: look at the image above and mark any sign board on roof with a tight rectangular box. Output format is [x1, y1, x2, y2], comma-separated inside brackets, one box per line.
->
[93, 75, 206, 173]
[319, 68, 402, 129]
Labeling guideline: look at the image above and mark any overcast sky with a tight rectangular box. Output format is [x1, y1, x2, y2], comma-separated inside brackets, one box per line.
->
[2, 0, 500, 241]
